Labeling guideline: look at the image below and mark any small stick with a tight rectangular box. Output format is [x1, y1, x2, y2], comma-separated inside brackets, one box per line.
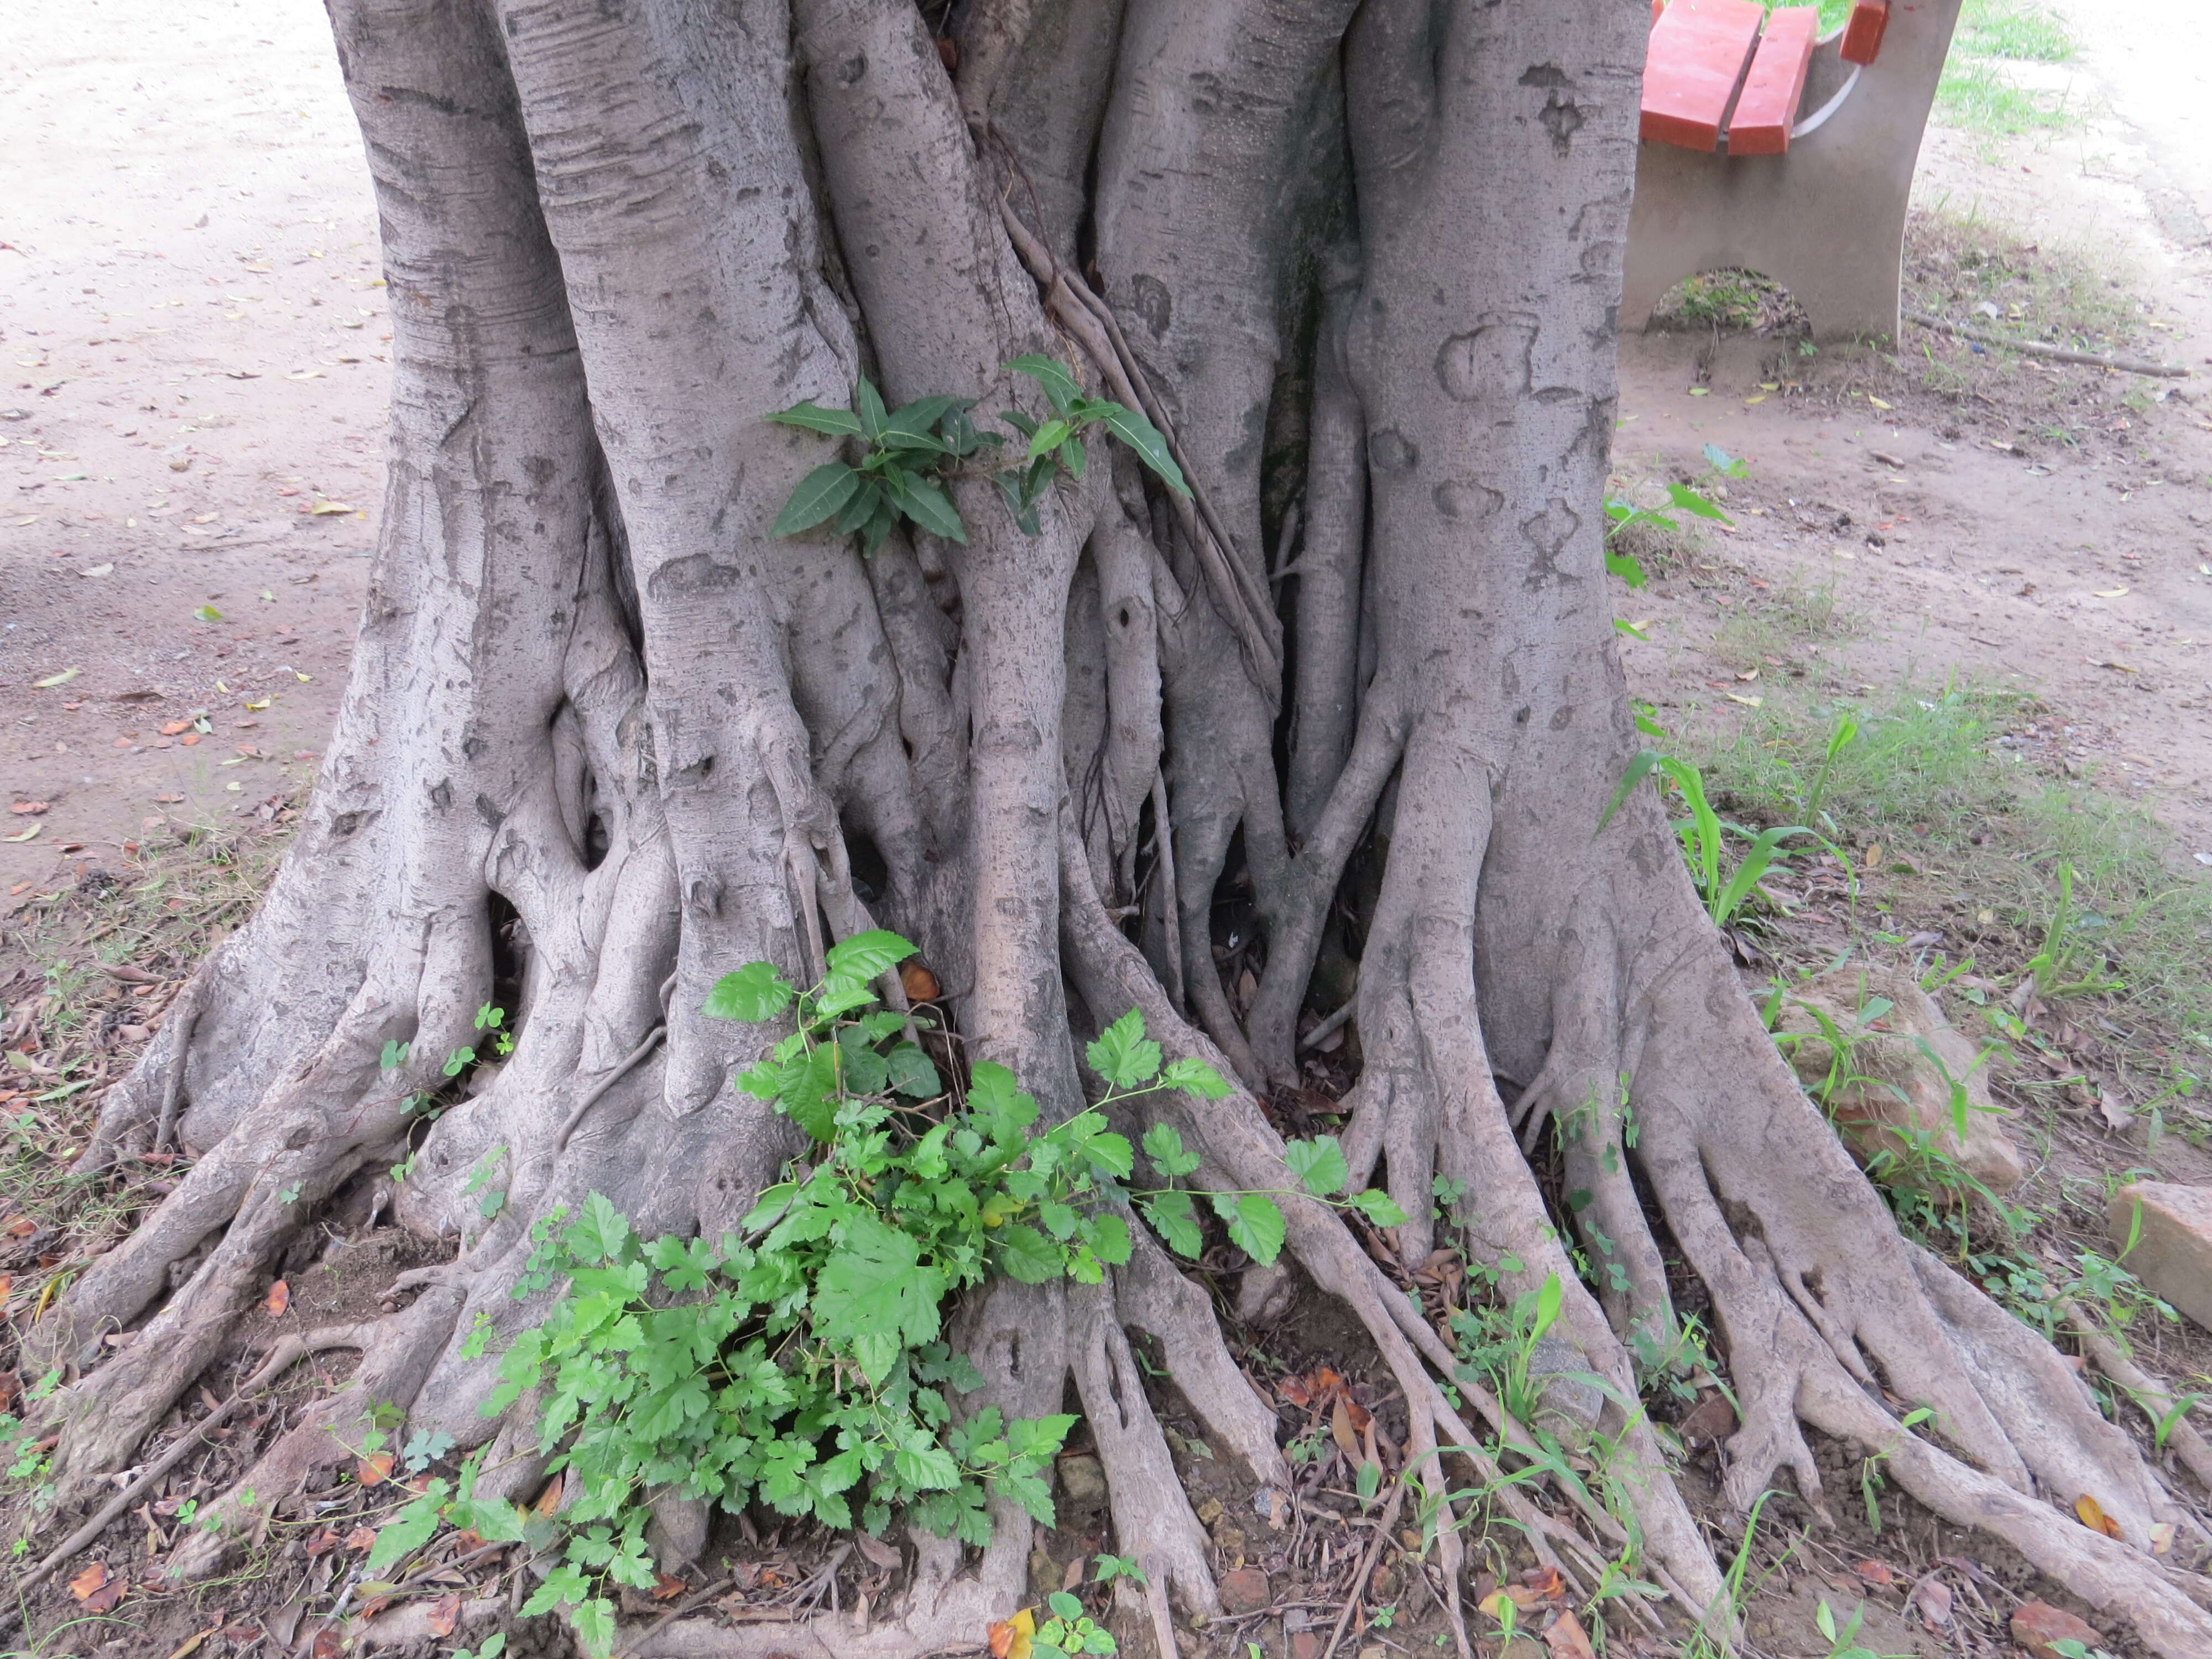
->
[1319, 1470, 1411, 1659]
[1902, 311, 2189, 378]
[0, 1322, 373, 1636]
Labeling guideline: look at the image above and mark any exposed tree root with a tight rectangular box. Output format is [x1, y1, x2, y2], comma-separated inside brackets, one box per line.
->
[19, 4, 2212, 1659]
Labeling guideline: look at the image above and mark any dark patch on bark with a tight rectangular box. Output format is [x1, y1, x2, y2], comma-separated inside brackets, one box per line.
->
[837, 53, 869, 86]
[1519, 497, 1582, 589]
[429, 779, 453, 810]
[1519, 64, 1571, 88]
[1130, 274, 1172, 339]
[1536, 93, 1584, 155]
[647, 552, 745, 597]
[1432, 479, 1503, 521]
[474, 794, 506, 830]
[1436, 314, 1537, 401]
[1368, 428, 1418, 473]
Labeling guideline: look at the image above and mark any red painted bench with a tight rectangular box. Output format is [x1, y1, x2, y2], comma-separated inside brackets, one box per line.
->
[1642, 0, 1886, 155]
[1623, 0, 1963, 341]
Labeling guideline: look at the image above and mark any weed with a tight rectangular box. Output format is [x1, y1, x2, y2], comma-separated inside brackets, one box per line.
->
[362, 931, 1401, 1656]
[1602, 748, 1810, 929]
[1936, 0, 2084, 137]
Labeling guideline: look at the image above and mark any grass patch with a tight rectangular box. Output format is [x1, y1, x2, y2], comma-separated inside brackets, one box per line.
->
[1650, 268, 1813, 340]
[1936, 0, 2084, 137]
[1697, 685, 2212, 1054]
[1, 823, 290, 1333]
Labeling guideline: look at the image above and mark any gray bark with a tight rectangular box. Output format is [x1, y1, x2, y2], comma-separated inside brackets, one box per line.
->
[23, 2, 2212, 1656]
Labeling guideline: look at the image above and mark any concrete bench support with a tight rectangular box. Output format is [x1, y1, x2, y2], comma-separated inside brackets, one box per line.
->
[1623, 0, 1962, 343]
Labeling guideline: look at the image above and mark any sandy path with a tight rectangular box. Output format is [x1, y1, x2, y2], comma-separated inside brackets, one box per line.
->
[0, 0, 384, 904]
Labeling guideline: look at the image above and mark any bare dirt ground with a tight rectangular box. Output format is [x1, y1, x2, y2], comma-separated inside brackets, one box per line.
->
[5, 6, 2212, 1659]
[1, 0, 382, 906]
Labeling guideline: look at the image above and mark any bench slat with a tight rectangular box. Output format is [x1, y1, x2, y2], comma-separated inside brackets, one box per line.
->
[1641, 0, 1766, 152]
[1727, 6, 1818, 154]
[1841, 0, 1889, 65]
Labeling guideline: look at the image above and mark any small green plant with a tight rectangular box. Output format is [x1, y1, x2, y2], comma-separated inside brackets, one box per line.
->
[2022, 861, 2126, 1001]
[368, 930, 1399, 1656]
[1092, 1552, 1146, 1587]
[1600, 749, 1808, 928]
[766, 356, 1186, 553]
[1603, 469, 1734, 592]
[1858, 1405, 1933, 1533]
[1815, 1594, 1911, 1659]
[1031, 1589, 1119, 1657]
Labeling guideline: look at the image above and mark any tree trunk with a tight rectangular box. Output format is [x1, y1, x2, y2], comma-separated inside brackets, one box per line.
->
[25, 1, 2212, 1655]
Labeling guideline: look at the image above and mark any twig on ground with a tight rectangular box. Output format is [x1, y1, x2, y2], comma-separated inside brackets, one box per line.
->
[614, 1575, 734, 1659]
[1319, 1471, 1411, 1659]
[1903, 311, 2189, 377]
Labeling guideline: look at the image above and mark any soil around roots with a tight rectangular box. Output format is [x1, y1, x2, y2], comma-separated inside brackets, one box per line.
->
[9, 1, 2211, 1656]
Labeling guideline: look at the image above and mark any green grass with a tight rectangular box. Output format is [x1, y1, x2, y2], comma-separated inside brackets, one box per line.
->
[1697, 684, 2212, 1051]
[1936, 0, 2083, 136]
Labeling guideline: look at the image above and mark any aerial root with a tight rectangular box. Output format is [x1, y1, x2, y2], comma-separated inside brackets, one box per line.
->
[1069, 1281, 1221, 1620]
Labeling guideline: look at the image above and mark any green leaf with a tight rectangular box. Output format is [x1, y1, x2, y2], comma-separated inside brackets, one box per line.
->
[1006, 353, 1080, 416]
[702, 961, 795, 1023]
[770, 462, 863, 537]
[1026, 418, 1075, 461]
[1160, 1056, 1231, 1099]
[968, 1062, 1040, 1139]
[1531, 1271, 1563, 1343]
[1059, 432, 1087, 481]
[1084, 1212, 1132, 1266]
[779, 1043, 844, 1140]
[1085, 1006, 1162, 1089]
[1284, 1135, 1351, 1198]
[992, 467, 1042, 536]
[999, 409, 1039, 440]
[1665, 480, 1733, 525]
[1141, 1122, 1202, 1180]
[815, 1215, 947, 1383]
[886, 1043, 941, 1098]
[1213, 1192, 1286, 1265]
[765, 400, 864, 437]
[994, 1223, 1065, 1285]
[884, 471, 967, 545]
[1049, 1592, 1085, 1623]
[1604, 545, 1647, 588]
[855, 378, 888, 441]
[860, 492, 899, 555]
[572, 1597, 617, 1659]
[1097, 402, 1187, 495]
[363, 1481, 447, 1574]
[833, 479, 883, 535]
[1347, 1188, 1408, 1227]
[1595, 747, 1663, 836]
[825, 928, 916, 985]
[1141, 1188, 1202, 1258]
[568, 1192, 632, 1265]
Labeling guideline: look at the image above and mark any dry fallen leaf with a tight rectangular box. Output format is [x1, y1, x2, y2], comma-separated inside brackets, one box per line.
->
[426, 1592, 462, 1637]
[264, 1279, 289, 1317]
[345, 1526, 377, 1551]
[4, 1217, 36, 1238]
[1912, 1578, 1954, 1627]
[3, 825, 40, 844]
[534, 1472, 565, 1515]
[2094, 587, 2130, 598]
[988, 1606, 1036, 1659]
[855, 1530, 902, 1571]
[8, 801, 46, 815]
[69, 1561, 126, 1612]
[357, 1452, 395, 1486]
[1544, 1608, 1598, 1659]
[309, 500, 353, 514]
[2151, 1521, 2176, 1556]
[2075, 1493, 2125, 1540]
[1855, 1558, 1896, 1588]
[33, 667, 80, 689]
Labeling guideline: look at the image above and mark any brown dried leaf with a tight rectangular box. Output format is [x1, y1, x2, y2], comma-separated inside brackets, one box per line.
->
[2074, 1494, 2124, 1540]
[344, 1527, 377, 1552]
[651, 1574, 688, 1602]
[855, 1531, 903, 1572]
[302, 1527, 341, 1558]
[67, 1562, 111, 1603]
[426, 1593, 461, 1637]
[534, 1472, 565, 1515]
[356, 1452, 395, 1487]
[263, 1279, 289, 1317]
[310, 1628, 341, 1659]
[1854, 1558, 1896, 1588]
[1330, 1396, 1360, 1460]
[1911, 1578, 1953, 1627]
[1543, 1609, 1597, 1659]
